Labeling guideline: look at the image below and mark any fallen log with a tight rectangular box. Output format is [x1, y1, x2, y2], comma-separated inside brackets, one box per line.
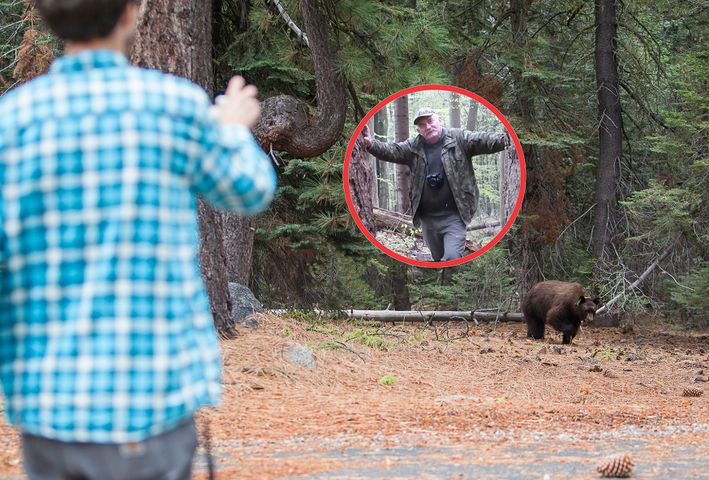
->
[333, 309, 524, 323]
[373, 207, 501, 233]
[373, 207, 411, 231]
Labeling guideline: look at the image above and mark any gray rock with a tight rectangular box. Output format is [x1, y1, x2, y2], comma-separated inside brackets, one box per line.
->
[241, 318, 260, 329]
[282, 343, 317, 369]
[229, 282, 263, 327]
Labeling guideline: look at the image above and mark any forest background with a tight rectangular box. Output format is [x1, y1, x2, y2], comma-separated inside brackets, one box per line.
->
[1, 0, 706, 333]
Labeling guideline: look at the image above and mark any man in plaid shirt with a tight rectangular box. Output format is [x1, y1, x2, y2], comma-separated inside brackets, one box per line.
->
[0, 0, 276, 478]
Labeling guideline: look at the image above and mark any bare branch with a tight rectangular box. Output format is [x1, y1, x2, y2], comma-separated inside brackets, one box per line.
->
[596, 234, 681, 315]
[268, 0, 309, 47]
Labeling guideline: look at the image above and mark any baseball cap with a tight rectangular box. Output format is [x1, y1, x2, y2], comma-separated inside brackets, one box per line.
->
[413, 107, 436, 125]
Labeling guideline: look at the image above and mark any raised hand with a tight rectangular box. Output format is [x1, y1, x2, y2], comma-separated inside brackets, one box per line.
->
[214, 76, 261, 128]
[361, 124, 373, 149]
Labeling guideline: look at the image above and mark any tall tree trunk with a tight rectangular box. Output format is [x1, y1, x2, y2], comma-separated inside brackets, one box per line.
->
[130, 0, 235, 337]
[389, 260, 411, 310]
[222, 215, 255, 286]
[390, 97, 411, 310]
[214, 0, 255, 290]
[349, 137, 377, 233]
[367, 118, 379, 209]
[509, 0, 543, 293]
[394, 96, 412, 215]
[449, 92, 461, 128]
[466, 99, 478, 131]
[592, 0, 622, 260]
[374, 107, 391, 209]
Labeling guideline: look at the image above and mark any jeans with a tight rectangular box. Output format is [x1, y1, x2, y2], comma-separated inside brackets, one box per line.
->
[420, 211, 467, 262]
[21, 417, 197, 480]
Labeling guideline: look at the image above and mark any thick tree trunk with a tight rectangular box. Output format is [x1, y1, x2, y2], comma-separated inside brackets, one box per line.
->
[374, 107, 391, 209]
[349, 137, 377, 233]
[592, 0, 623, 260]
[222, 214, 255, 286]
[393, 96, 412, 215]
[130, 0, 235, 337]
[196, 202, 234, 337]
[449, 92, 461, 128]
[390, 261, 411, 310]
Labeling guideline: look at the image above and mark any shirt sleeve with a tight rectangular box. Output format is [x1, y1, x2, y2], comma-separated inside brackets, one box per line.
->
[462, 131, 508, 157]
[184, 93, 277, 215]
[368, 138, 414, 166]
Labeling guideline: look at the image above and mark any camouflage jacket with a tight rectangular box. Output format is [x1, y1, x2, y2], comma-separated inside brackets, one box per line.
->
[368, 128, 508, 226]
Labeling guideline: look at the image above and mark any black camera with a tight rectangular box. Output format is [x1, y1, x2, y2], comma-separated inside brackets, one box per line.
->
[426, 172, 444, 189]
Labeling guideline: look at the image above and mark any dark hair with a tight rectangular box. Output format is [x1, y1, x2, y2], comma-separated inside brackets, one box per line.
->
[35, 0, 138, 42]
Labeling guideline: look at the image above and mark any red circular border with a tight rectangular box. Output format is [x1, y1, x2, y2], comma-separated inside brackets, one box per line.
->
[344, 84, 526, 268]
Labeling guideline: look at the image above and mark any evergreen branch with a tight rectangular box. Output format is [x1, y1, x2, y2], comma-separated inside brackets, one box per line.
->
[566, 2, 585, 27]
[620, 105, 643, 132]
[478, 10, 512, 56]
[539, 94, 583, 139]
[622, 8, 664, 63]
[332, 23, 387, 69]
[619, 80, 672, 131]
[616, 21, 664, 77]
[268, 0, 309, 47]
[560, 25, 595, 73]
[619, 107, 634, 181]
[529, 10, 572, 41]
[221, 0, 238, 28]
[555, 203, 597, 259]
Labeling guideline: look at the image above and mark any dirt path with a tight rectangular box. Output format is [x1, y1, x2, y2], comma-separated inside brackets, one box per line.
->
[1, 314, 707, 479]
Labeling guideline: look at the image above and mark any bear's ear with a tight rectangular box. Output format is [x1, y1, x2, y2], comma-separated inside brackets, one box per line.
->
[577, 296, 586, 306]
[593, 297, 601, 305]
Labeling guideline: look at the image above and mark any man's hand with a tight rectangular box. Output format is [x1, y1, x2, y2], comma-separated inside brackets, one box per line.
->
[361, 125, 373, 149]
[503, 131, 512, 148]
[213, 76, 261, 128]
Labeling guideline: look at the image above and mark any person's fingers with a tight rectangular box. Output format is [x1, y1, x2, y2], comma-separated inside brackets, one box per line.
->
[240, 84, 258, 98]
[225, 76, 246, 96]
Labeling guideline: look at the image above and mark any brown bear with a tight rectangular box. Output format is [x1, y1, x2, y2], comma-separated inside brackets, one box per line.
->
[522, 280, 600, 344]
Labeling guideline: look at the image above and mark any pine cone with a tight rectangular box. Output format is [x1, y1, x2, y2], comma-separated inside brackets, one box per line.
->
[597, 454, 634, 478]
[682, 388, 703, 397]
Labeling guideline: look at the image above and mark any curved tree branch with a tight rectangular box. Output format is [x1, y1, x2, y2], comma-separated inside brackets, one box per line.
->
[254, 0, 347, 158]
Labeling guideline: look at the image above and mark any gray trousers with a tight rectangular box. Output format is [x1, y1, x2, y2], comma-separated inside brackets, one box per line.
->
[420, 212, 467, 262]
[21, 418, 197, 480]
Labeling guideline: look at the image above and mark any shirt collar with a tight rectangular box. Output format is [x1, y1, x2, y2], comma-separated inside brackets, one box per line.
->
[49, 49, 129, 73]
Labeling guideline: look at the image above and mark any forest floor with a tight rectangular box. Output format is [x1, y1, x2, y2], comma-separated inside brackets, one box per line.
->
[374, 221, 500, 262]
[1, 314, 707, 479]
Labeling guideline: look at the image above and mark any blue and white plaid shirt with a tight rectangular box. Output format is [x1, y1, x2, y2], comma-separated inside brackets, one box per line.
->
[0, 50, 276, 443]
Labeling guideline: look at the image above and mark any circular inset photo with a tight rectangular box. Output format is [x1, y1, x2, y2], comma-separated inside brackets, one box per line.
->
[344, 85, 525, 268]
